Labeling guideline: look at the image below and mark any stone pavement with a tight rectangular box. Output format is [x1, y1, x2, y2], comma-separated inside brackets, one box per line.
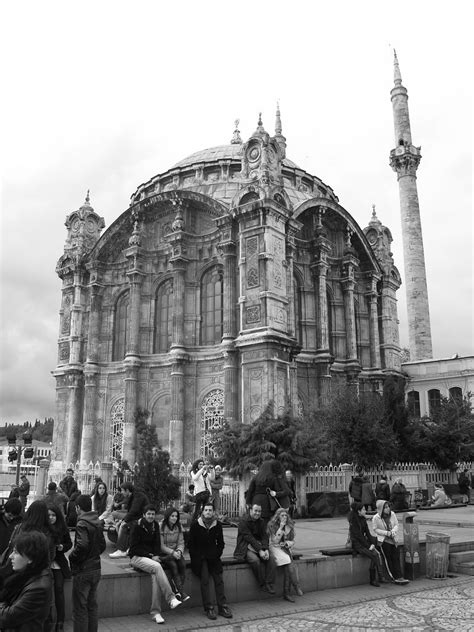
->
[63, 574, 474, 631]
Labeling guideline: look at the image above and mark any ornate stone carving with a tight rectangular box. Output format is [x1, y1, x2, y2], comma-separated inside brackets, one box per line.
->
[246, 305, 261, 324]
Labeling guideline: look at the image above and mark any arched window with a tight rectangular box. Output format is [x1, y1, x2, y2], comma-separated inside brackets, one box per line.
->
[201, 267, 223, 345]
[293, 276, 302, 345]
[110, 398, 124, 460]
[113, 292, 129, 361]
[200, 389, 224, 457]
[428, 389, 441, 416]
[407, 390, 421, 417]
[154, 280, 173, 353]
[449, 387, 463, 406]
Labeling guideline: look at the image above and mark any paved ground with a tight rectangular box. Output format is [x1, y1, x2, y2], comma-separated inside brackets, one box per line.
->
[63, 574, 474, 631]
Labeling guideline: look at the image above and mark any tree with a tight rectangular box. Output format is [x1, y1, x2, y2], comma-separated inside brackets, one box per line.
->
[317, 387, 399, 468]
[133, 408, 180, 508]
[210, 403, 322, 476]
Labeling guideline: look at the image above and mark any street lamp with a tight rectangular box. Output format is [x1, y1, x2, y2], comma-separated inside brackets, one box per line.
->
[6, 431, 36, 485]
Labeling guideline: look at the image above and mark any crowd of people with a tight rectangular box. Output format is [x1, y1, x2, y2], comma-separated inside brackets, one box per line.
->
[0, 461, 470, 629]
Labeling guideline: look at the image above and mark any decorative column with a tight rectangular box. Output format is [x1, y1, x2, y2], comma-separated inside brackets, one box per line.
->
[69, 269, 85, 366]
[122, 214, 144, 465]
[169, 360, 184, 463]
[222, 349, 238, 424]
[64, 372, 83, 465]
[167, 200, 188, 462]
[341, 232, 359, 363]
[366, 272, 381, 368]
[80, 371, 98, 463]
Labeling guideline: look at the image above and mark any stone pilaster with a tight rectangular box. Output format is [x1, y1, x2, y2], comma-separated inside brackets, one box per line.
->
[218, 239, 237, 341]
[365, 273, 381, 368]
[340, 251, 359, 362]
[122, 363, 139, 464]
[69, 269, 85, 365]
[169, 360, 185, 463]
[80, 370, 98, 463]
[86, 282, 102, 364]
[64, 372, 84, 465]
[222, 348, 238, 424]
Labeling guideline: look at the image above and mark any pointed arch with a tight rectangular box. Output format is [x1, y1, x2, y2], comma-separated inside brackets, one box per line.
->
[200, 388, 224, 457]
[200, 266, 223, 345]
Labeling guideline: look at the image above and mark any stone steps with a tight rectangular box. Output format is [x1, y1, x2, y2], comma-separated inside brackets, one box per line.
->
[449, 551, 474, 574]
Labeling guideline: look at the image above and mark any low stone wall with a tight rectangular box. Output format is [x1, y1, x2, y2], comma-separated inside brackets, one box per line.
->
[59, 540, 474, 620]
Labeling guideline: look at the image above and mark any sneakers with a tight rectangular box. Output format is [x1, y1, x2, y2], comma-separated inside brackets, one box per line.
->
[205, 607, 217, 620]
[108, 549, 128, 558]
[153, 614, 164, 624]
[169, 597, 182, 609]
[218, 605, 233, 618]
[178, 591, 191, 602]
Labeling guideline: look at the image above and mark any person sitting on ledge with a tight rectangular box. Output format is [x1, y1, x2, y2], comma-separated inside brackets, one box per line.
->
[430, 483, 452, 507]
[389, 478, 409, 511]
[372, 500, 408, 584]
[109, 482, 149, 558]
[348, 501, 385, 588]
[128, 504, 182, 625]
[234, 503, 277, 595]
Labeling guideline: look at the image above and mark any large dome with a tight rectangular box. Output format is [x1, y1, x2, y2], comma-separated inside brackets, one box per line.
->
[172, 143, 301, 171]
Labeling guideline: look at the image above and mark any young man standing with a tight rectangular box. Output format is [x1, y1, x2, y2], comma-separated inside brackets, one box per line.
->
[18, 474, 30, 513]
[234, 503, 277, 594]
[128, 505, 182, 625]
[69, 495, 106, 632]
[188, 502, 232, 621]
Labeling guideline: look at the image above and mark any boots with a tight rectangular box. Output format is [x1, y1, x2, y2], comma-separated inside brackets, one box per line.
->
[369, 568, 380, 587]
[288, 563, 304, 596]
[283, 568, 295, 602]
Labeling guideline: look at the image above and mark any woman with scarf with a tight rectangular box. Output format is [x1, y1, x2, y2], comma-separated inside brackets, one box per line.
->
[188, 502, 232, 621]
[47, 505, 72, 632]
[90, 482, 114, 525]
[371, 500, 408, 584]
[348, 501, 384, 587]
[267, 507, 303, 602]
[160, 507, 189, 602]
[0, 530, 53, 631]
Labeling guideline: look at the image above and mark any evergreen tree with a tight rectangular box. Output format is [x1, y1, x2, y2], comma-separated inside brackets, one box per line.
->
[133, 408, 180, 508]
[211, 403, 322, 476]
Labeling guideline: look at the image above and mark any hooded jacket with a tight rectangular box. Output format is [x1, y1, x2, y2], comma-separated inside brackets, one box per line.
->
[371, 500, 399, 544]
[69, 511, 106, 575]
[188, 516, 224, 575]
[128, 517, 161, 558]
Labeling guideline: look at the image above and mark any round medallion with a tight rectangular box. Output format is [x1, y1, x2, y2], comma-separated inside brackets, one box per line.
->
[248, 146, 260, 162]
[86, 219, 95, 233]
[366, 229, 377, 245]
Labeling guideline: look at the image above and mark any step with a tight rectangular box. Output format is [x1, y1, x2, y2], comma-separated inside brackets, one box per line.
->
[455, 562, 474, 576]
[450, 551, 474, 562]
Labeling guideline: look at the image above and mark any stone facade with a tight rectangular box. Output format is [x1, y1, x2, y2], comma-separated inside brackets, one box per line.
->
[52, 114, 403, 469]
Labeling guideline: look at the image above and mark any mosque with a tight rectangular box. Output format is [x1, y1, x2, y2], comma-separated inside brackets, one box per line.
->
[50, 53, 472, 470]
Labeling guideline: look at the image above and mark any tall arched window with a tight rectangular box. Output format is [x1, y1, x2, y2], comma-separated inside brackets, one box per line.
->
[154, 280, 173, 353]
[113, 292, 129, 361]
[200, 389, 224, 457]
[407, 390, 421, 417]
[449, 386, 462, 406]
[293, 276, 302, 346]
[428, 389, 441, 416]
[201, 267, 223, 345]
[110, 398, 124, 460]
[327, 289, 334, 355]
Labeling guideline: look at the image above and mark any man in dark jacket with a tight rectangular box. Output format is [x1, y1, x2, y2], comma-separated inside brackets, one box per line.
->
[59, 468, 78, 500]
[0, 498, 22, 555]
[188, 502, 232, 621]
[44, 482, 68, 514]
[69, 494, 106, 632]
[109, 482, 149, 558]
[18, 474, 30, 513]
[233, 504, 276, 594]
[128, 505, 181, 625]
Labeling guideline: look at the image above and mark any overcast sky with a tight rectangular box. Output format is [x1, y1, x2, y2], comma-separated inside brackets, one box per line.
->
[0, 1, 472, 424]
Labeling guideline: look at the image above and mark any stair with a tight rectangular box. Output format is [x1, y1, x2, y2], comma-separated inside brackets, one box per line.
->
[449, 551, 474, 575]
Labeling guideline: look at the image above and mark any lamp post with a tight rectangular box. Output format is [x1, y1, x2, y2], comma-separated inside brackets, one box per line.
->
[7, 432, 35, 485]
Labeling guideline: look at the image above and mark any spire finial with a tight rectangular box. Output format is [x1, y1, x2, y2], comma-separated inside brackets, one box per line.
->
[231, 118, 242, 144]
[85, 189, 90, 205]
[372, 203, 376, 218]
[393, 48, 402, 87]
[275, 101, 282, 135]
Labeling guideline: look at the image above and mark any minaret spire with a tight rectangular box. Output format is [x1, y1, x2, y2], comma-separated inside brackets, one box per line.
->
[389, 52, 433, 360]
[275, 101, 282, 135]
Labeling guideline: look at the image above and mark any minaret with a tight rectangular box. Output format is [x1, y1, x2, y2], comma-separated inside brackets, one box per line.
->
[389, 50, 433, 360]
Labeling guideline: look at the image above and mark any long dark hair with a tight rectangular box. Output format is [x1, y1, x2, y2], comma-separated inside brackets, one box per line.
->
[0, 531, 50, 603]
[348, 501, 364, 523]
[22, 500, 51, 533]
[191, 458, 204, 474]
[92, 482, 108, 515]
[254, 460, 278, 486]
[47, 503, 68, 543]
[161, 506, 182, 532]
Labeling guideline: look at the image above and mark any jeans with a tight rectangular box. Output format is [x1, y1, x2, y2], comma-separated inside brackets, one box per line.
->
[199, 559, 227, 610]
[381, 541, 403, 579]
[72, 569, 101, 632]
[52, 568, 66, 623]
[245, 549, 276, 587]
[116, 521, 133, 551]
[130, 556, 174, 615]
[160, 556, 186, 592]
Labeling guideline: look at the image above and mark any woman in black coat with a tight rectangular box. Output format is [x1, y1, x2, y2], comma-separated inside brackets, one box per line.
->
[47, 505, 72, 631]
[246, 460, 291, 522]
[348, 501, 384, 588]
[0, 530, 53, 632]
